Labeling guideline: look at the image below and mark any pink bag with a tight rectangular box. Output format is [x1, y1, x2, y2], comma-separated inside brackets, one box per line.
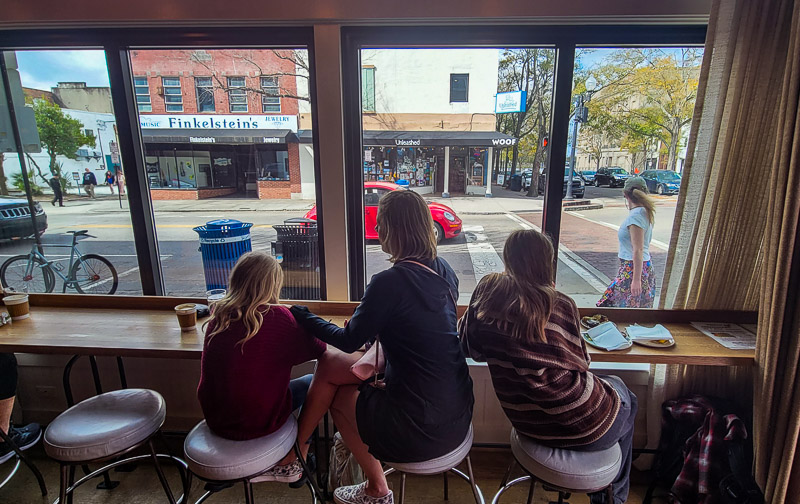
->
[350, 339, 385, 384]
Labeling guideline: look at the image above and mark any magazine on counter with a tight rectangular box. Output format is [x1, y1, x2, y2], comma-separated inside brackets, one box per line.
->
[690, 322, 757, 350]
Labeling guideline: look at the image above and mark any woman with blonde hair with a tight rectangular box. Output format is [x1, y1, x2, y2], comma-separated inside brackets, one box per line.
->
[598, 176, 657, 308]
[197, 251, 326, 483]
[291, 189, 474, 504]
[460, 229, 637, 504]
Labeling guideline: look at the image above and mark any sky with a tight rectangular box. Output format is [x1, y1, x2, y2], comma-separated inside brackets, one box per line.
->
[14, 50, 110, 91]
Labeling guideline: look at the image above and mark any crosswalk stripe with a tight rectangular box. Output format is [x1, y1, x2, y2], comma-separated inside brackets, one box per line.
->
[463, 225, 504, 284]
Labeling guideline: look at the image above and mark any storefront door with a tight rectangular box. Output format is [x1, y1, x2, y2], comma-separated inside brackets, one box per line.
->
[449, 153, 467, 194]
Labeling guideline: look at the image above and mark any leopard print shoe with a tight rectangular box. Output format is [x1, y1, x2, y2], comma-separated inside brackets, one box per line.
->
[334, 482, 394, 504]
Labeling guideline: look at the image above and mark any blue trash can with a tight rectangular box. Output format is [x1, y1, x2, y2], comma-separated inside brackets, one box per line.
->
[193, 219, 253, 290]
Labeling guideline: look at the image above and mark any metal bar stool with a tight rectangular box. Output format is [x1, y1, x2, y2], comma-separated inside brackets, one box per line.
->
[383, 424, 484, 504]
[183, 415, 320, 504]
[43, 388, 190, 504]
[492, 429, 621, 504]
[0, 427, 47, 496]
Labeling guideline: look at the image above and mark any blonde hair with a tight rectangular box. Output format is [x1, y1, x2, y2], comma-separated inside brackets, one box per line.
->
[624, 187, 656, 224]
[205, 251, 284, 349]
[472, 229, 557, 342]
[377, 190, 437, 263]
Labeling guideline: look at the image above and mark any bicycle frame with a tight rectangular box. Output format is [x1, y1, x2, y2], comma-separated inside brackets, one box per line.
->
[23, 233, 86, 293]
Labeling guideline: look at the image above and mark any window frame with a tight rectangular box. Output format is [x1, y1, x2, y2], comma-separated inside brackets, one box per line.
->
[341, 25, 707, 300]
[194, 76, 215, 113]
[361, 66, 376, 112]
[449, 73, 469, 103]
[260, 76, 281, 113]
[227, 76, 248, 113]
[133, 76, 152, 112]
[161, 76, 183, 112]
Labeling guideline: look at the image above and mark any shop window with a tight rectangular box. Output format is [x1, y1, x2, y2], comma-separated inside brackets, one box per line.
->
[449, 73, 469, 102]
[161, 76, 183, 112]
[227, 76, 247, 113]
[195, 77, 215, 113]
[260, 76, 281, 113]
[362, 66, 376, 112]
[134, 76, 151, 112]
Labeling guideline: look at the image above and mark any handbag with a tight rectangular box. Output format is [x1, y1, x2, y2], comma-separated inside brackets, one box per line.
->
[349, 260, 456, 387]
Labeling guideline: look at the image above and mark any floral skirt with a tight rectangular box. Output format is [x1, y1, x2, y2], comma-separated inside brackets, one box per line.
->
[597, 259, 657, 308]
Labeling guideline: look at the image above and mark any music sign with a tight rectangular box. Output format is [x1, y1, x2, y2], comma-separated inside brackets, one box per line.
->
[495, 91, 527, 114]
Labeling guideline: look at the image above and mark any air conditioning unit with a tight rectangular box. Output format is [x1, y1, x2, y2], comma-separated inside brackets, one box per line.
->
[77, 148, 90, 157]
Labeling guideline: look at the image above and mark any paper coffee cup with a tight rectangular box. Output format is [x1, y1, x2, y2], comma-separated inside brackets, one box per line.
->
[175, 303, 198, 332]
[4, 294, 30, 320]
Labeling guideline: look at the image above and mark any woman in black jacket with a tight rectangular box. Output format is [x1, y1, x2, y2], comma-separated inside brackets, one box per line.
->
[291, 189, 474, 504]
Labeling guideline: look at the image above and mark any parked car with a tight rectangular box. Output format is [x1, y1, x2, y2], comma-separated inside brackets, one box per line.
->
[304, 181, 462, 243]
[536, 169, 585, 198]
[520, 170, 533, 192]
[579, 170, 596, 184]
[641, 169, 682, 195]
[594, 166, 631, 187]
[0, 198, 47, 241]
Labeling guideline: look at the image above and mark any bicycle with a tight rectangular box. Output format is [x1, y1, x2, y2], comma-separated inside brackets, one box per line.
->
[0, 230, 119, 295]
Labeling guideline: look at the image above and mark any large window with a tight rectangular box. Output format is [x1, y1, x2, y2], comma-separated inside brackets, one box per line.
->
[195, 77, 215, 112]
[361, 66, 376, 112]
[161, 77, 183, 112]
[260, 76, 281, 113]
[134, 76, 151, 112]
[0, 49, 143, 295]
[227, 76, 247, 112]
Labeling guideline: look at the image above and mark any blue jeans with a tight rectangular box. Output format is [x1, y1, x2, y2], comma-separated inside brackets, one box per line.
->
[574, 375, 638, 504]
[289, 374, 313, 412]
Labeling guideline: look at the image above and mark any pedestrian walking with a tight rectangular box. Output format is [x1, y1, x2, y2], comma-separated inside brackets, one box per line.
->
[48, 175, 64, 207]
[116, 169, 126, 195]
[105, 170, 115, 194]
[82, 168, 98, 199]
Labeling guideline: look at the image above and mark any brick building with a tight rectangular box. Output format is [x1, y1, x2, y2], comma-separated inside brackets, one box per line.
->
[130, 49, 304, 200]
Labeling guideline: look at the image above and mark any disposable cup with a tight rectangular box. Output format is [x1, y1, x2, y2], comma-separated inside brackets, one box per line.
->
[175, 303, 198, 331]
[206, 289, 227, 303]
[4, 294, 30, 320]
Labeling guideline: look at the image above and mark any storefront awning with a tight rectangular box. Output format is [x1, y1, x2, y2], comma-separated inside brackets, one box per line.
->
[297, 129, 517, 147]
[142, 129, 297, 145]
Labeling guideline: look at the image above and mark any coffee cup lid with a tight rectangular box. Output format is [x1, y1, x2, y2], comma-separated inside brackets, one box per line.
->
[4, 294, 29, 305]
[175, 303, 197, 312]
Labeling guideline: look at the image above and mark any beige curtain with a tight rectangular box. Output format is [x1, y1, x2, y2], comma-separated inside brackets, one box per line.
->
[637, 0, 800, 480]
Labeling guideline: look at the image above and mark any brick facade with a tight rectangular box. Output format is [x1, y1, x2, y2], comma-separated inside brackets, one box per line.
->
[258, 180, 292, 199]
[288, 142, 301, 195]
[151, 187, 238, 200]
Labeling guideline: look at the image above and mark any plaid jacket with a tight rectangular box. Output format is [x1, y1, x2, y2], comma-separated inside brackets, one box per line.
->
[662, 396, 747, 503]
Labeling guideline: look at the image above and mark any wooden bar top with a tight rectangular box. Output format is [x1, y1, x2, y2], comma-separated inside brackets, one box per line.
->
[0, 295, 757, 366]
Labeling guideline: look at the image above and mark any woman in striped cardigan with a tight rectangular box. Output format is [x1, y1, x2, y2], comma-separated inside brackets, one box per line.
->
[458, 229, 637, 504]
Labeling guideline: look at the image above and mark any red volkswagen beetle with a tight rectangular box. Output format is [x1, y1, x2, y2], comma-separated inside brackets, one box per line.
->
[304, 181, 462, 243]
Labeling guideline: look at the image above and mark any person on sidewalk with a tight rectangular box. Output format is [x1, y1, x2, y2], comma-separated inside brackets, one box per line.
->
[105, 170, 115, 194]
[0, 353, 43, 464]
[459, 229, 637, 504]
[116, 169, 126, 195]
[82, 168, 97, 199]
[48, 174, 64, 207]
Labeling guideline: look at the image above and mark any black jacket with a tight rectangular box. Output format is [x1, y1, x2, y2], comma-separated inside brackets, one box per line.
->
[82, 172, 97, 185]
[49, 178, 62, 193]
[291, 257, 474, 462]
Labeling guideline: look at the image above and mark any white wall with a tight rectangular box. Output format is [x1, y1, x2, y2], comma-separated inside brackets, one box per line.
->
[361, 49, 499, 115]
[298, 144, 316, 199]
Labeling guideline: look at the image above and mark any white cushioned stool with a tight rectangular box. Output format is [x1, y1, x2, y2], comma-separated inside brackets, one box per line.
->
[383, 424, 484, 504]
[492, 429, 622, 504]
[43, 389, 189, 504]
[183, 415, 319, 504]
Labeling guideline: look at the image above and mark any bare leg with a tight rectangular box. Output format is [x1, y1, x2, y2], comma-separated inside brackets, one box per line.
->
[331, 385, 389, 498]
[296, 348, 363, 459]
[0, 397, 13, 434]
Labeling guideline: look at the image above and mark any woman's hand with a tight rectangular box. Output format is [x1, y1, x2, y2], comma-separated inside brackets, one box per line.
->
[631, 276, 642, 297]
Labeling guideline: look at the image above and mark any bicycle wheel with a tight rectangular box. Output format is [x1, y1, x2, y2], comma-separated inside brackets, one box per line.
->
[70, 254, 118, 295]
[0, 255, 55, 293]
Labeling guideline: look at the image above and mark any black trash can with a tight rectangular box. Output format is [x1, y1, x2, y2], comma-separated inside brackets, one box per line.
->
[271, 218, 320, 300]
[509, 174, 522, 192]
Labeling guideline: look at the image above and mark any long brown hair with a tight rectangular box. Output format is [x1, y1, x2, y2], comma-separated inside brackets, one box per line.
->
[205, 251, 284, 350]
[472, 229, 557, 342]
[624, 187, 656, 224]
[377, 189, 437, 263]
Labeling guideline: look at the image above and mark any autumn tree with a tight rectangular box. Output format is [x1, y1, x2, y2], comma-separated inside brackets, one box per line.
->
[32, 99, 96, 182]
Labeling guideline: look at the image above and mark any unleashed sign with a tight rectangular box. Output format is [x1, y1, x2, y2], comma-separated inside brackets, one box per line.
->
[140, 114, 298, 132]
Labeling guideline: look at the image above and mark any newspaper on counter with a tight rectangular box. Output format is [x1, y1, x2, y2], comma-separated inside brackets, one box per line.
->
[690, 322, 757, 350]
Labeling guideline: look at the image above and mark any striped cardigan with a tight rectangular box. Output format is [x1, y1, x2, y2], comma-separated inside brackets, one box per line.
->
[459, 289, 620, 448]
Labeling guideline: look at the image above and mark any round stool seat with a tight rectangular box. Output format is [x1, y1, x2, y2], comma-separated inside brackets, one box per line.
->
[386, 424, 474, 475]
[44, 389, 166, 463]
[184, 416, 297, 482]
[510, 429, 621, 493]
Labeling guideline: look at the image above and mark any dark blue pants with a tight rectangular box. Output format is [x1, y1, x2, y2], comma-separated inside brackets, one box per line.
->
[289, 374, 313, 412]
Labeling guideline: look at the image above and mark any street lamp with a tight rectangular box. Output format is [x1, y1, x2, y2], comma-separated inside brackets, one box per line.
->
[565, 77, 598, 200]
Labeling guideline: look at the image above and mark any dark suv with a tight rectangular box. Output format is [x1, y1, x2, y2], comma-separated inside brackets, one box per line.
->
[536, 169, 585, 198]
[594, 167, 630, 188]
[641, 169, 682, 195]
[0, 198, 48, 240]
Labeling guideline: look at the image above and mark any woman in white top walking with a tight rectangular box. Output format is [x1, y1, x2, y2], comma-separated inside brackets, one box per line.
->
[597, 177, 657, 308]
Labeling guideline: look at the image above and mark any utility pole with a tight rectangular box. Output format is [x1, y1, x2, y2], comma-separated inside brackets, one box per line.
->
[566, 77, 597, 200]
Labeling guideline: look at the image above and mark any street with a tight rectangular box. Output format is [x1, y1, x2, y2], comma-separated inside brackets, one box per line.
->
[0, 185, 677, 306]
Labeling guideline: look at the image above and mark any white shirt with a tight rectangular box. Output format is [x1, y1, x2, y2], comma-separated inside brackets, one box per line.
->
[617, 206, 653, 261]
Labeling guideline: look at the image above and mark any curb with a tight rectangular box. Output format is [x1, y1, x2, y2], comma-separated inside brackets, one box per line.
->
[564, 204, 604, 212]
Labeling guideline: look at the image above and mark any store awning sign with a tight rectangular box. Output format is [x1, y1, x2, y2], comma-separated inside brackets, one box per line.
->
[140, 114, 298, 133]
[495, 91, 527, 114]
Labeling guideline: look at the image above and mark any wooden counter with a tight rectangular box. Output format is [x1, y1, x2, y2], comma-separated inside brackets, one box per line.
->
[0, 295, 757, 366]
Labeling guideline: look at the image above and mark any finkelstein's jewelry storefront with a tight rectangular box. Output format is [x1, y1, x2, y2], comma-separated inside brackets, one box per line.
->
[138, 114, 302, 200]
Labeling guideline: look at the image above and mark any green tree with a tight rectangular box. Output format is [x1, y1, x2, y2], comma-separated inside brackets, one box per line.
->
[32, 99, 95, 182]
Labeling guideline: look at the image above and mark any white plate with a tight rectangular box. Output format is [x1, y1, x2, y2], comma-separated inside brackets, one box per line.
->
[582, 331, 632, 351]
[631, 338, 675, 348]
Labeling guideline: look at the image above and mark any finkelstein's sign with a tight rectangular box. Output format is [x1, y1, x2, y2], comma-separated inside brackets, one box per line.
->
[140, 114, 298, 133]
